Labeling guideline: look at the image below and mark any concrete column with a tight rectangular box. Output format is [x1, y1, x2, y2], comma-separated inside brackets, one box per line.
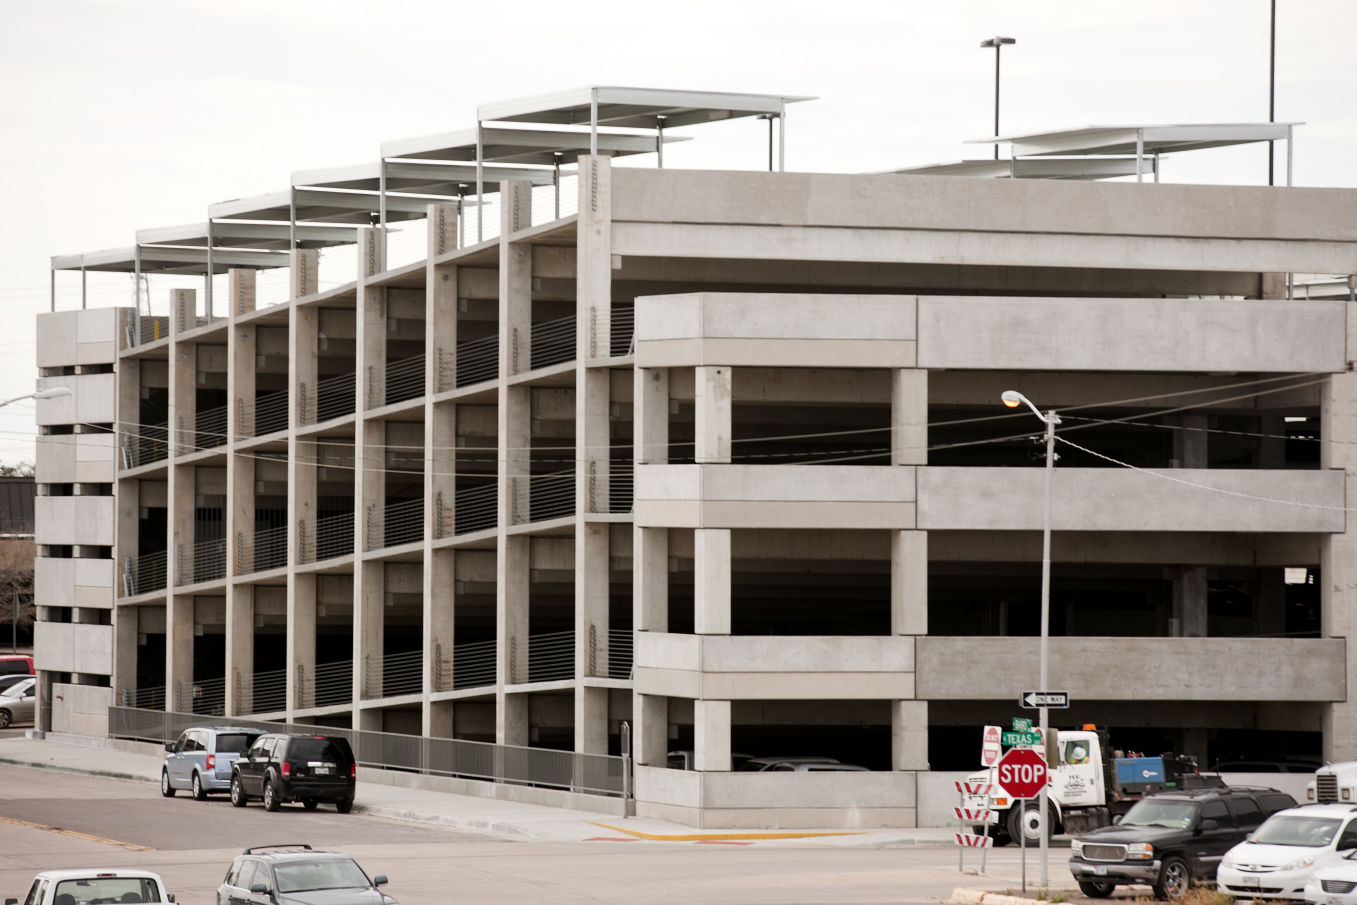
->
[166, 594, 193, 710]
[634, 693, 668, 766]
[423, 547, 455, 734]
[694, 699, 731, 772]
[230, 267, 256, 317]
[892, 369, 927, 465]
[360, 227, 381, 280]
[170, 288, 195, 337]
[225, 584, 254, 715]
[502, 242, 532, 376]
[634, 527, 669, 632]
[577, 156, 612, 363]
[891, 700, 929, 770]
[575, 522, 609, 753]
[635, 367, 669, 464]
[360, 285, 387, 411]
[292, 304, 319, 427]
[429, 403, 455, 539]
[229, 314, 257, 440]
[357, 563, 384, 700]
[694, 367, 732, 464]
[288, 438, 316, 565]
[229, 452, 254, 576]
[694, 529, 731, 635]
[170, 465, 194, 587]
[113, 604, 138, 705]
[290, 248, 319, 301]
[502, 386, 530, 525]
[1174, 413, 1208, 468]
[580, 370, 610, 513]
[1322, 355, 1357, 759]
[428, 203, 459, 393]
[287, 572, 316, 710]
[497, 535, 531, 738]
[891, 530, 928, 635]
[1173, 566, 1208, 637]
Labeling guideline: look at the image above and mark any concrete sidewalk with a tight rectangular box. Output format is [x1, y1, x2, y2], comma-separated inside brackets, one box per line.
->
[0, 733, 957, 848]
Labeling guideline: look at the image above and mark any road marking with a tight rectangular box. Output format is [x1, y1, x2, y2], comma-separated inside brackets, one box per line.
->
[0, 814, 154, 851]
[589, 822, 862, 842]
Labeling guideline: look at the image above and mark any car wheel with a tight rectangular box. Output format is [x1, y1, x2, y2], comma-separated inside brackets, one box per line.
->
[1153, 855, 1190, 900]
[160, 769, 176, 797]
[0, 709, 12, 729]
[263, 777, 280, 812]
[230, 775, 247, 807]
[1077, 880, 1116, 898]
[335, 798, 353, 814]
[302, 798, 318, 811]
[191, 772, 207, 801]
[1006, 801, 1053, 844]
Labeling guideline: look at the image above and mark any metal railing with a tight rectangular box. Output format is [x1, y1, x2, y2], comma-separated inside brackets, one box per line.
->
[126, 687, 166, 709]
[522, 630, 574, 684]
[365, 650, 421, 698]
[610, 306, 634, 357]
[530, 315, 576, 370]
[385, 354, 425, 405]
[176, 677, 226, 716]
[313, 511, 355, 562]
[311, 660, 353, 708]
[132, 550, 167, 595]
[315, 372, 356, 423]
[529, 470, 575, 523]
[251, 524, 288, 572]
[195, 404, 228, 450]
[456, 334, 498, 387]
[605, 628, 634, 680]
[192, 536, 226, 583]
[250, 667, 287, 713]
[455, 483, 497, 534]
[378, 498, 423, 549]
[109, 706, 625, 798]
[254, 388, 289, 436]
[138, 316, 171, 345]
[607, 457, 633, 514]
[452, 638, 497, 690]
[130, 422, 169, 467]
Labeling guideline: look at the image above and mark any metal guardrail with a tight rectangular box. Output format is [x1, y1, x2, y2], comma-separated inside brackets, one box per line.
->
[380, 498, 423, 548]
[250, 668, 287, 713]
[315, 372, 356, 423]
[130, 423, 169, 467]
[108, 706, 625, 798]
[366, 650, 421, 698]
[386, 354, 425, 405]
[524, 631, 574, 684]
[531, 315, 576, 370]
[455, 483, 497, 534]
[254, 389, 288, 436]
[528, 470, 574, 523]
[452, 639, 497, 690]
[606, 628, 634, 680]
[312, 660, 353, 708]
[175, 677, 226, 715]
[251, 524, 288, 572]
[607, 458, 633, 514]
[192, 537, 226, 583]
[138, 316, 171, 345]
[611, 306, 634, 357]
[313, 511, 355, 562]
[195, 405, 228, 450]
[456, 335, 498, 387]
[132, 550, 167, 595]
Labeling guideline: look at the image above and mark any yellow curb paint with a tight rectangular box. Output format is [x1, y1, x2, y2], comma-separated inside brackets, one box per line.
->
[589, 821, 862, 842]
[0, 814, 154, 851]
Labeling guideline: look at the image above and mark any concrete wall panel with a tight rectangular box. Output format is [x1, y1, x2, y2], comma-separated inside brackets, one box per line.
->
[36, 622, 114, 674]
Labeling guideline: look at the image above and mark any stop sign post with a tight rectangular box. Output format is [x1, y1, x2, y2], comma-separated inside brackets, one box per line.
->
[997, 746, 1047, 798]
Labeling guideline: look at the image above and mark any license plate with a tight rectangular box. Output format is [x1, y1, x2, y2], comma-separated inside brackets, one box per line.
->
[1328, 898, 1342, 905]
[1243, 877, 1260, 888]
[314, 766, 331, 775]
[1094, 867, 1107, 876]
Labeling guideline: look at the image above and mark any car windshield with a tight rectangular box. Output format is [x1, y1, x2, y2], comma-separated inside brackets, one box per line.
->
[1253, 815, 1342, 847]
[53, 877, 162, 904]
[1120, 799, 1199, 828]
[215, 733, 257, 754]
[273, 859, 370, 893]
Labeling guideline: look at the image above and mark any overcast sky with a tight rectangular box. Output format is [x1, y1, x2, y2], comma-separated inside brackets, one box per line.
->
[1, 0, 1353, 465]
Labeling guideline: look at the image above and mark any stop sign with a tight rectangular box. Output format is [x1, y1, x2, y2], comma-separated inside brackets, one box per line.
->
[981, 725, 1001, 767]
[997, 746, 1048, 799]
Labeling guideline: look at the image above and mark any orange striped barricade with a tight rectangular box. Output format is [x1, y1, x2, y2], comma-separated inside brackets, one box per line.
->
[954, 781, 996, 873]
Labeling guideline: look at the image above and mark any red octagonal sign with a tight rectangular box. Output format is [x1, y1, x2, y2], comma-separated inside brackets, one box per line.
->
[997, 746, 1048, 799]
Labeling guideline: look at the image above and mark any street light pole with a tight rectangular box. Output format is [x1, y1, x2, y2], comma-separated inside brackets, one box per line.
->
[980, 36, 1016, 160]
[1002, 389, 1059, 887]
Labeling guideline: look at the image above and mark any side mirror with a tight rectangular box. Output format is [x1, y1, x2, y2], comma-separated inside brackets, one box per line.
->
[373, 876, 387, 886]
[250, 883, 269, 895]
[7, 897, 20, 905]
[164, 743, 175, 753]
[1111, 815, 1122, 824]
[1198, 818, 1219, 832]
[167, 896, 175, 903]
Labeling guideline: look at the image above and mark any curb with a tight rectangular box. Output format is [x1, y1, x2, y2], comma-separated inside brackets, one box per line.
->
[950, 888, 1057, 905]
[0, 756, 153, 785]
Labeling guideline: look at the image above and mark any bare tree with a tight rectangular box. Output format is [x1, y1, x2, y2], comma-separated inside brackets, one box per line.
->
[0, 537, 35, 644]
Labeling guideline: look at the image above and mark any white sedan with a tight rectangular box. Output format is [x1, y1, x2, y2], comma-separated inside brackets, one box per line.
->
[1305, 854, 1357, 905]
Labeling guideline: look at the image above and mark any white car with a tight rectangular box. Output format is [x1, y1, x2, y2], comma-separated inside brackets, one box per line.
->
[5, 869, 174, 905]
[1218, 803, 1357, 900]
[1305, 852, 1357, 905]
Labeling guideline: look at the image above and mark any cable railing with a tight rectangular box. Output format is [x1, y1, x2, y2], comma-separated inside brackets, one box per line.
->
[109, 706, 625, 798]
[130, 422, 169, 467]
[195, 404, 228, 450]
[528, 470, 575, 523]
[250, 524, 288, 572]
[315, 371, 356, 423]
[246, 668, 286, 714]
[377, 498, 423, 549]
[530, 315, 576, 370]
[522, 630, 574, 684]
[455, 482, 497, 534]
[131, 550, 167, 595]
[126, 687, 166, 710]
[253, 388, 289, 436]
[385, 354, 425, 405]
[311, 659, 353, 708]
[605, 628, 634, 680]
[604, 457, 633, 514]
[191, 536, 226, 583]
[313, 511, 355, 562]
[365, 650, 422, 699]
[452, 638, 497, 690]
[610, 306, 634, 357]
[177, 677, 226, 716]
[384, 219, 428, 270]
[317, 244, 358, 291]
[256, 268, 290, 309]
[137, 316, 171, 345]
[455, 334, 498, 387]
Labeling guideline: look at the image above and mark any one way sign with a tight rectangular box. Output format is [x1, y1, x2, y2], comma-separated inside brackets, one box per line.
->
[1021, 691, 1070, 709]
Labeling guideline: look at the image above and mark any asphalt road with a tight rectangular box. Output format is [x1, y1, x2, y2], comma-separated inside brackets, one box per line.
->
[0, 763, 1104, 905]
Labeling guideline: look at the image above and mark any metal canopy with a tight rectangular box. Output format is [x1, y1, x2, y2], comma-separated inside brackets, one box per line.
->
[886, 157, 1155, 181]
[973, 123, 1298, 157]
[208, 188, 433, 225]
[135, 221, 356, 252]
[51, 245, 287, 275]
[292, 159, 555, 195]
[381, 124, 686, 165]
[477, 86, 813, 130]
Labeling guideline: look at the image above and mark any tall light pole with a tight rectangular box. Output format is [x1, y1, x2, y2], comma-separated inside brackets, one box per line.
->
[1268, 0, 1276, 186]
[980, 36, 1016, 160]
[1001, 389, 1059, 887]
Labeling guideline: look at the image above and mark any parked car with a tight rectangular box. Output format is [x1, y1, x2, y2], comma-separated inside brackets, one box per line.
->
[161, 726, 264, 801]
[1305, 848, 1357, 905]
[0, 673, 34, 695]
[5, 868, 174, 905]
[0, 677, 37, 728]
[767, 762, 870, 772]
[216, 844, 395, 905]
[1214, 759, 1324, 774]
[0, 655, 34, 677]
[666, 750, 754, 770]
[230, 733, 356, 812]
[1068, 785, 1297, 899]
[1218, 804, 1357, 900]
[737, 756, 842, 772]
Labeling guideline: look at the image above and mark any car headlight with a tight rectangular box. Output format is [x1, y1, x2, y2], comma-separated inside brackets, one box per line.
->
[1071, 840, 1083, 858]
[1127, 843, 1155, 861]
[1279, 855, 1316, 872]
[1221, 851, 1236, 869]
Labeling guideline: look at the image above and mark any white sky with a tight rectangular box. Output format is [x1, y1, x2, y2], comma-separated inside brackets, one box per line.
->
[1, 0, 1353, 465]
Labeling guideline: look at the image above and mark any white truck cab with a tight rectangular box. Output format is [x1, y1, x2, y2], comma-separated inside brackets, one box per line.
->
[1308, 762, 1357, 803]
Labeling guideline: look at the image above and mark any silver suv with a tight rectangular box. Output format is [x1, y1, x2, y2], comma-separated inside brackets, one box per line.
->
[162, 726, 263, 801]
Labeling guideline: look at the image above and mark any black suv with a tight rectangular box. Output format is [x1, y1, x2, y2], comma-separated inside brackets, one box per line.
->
[217, 844, 396, 905]
[229, 733, 356, 813]
[1068, 785, 1297, 900]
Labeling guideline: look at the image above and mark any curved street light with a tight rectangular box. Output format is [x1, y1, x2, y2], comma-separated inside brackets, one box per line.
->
[1001, 389, 1060, 886]
[1, 387, 71, 407]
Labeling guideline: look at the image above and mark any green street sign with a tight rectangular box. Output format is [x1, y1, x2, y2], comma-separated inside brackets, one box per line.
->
[1011, 717, 1033, 732]
[1002, 730, 1042, 747]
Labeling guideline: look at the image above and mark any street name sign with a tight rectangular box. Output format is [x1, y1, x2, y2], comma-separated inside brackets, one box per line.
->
[1002, 730, 1042, 747]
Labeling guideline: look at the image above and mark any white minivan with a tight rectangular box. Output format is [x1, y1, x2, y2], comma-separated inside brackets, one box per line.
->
[1218, 803, 1357, 900]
